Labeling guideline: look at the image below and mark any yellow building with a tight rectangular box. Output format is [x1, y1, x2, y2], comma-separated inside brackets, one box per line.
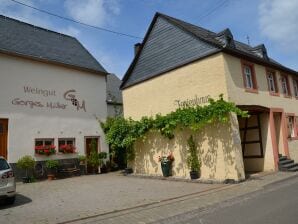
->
[121, 13, 298, 182]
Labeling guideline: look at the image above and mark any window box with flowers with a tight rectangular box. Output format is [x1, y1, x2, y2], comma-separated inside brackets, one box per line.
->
[35, 145, 56, 156]
[158, 152, 174, 177]
[59, 144, 76, 154]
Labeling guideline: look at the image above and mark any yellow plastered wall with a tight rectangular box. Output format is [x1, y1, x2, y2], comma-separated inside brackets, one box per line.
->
[132, 114, 245, 181]
[123, 53, 229, 119]
[222, 53, 298, 168]
[289, 141, 298, 162]
[123, 53, 245, 181]
[222, 53, 298, 114]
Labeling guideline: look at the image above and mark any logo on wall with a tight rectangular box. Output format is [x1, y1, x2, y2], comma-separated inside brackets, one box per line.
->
[63, 90, 86, 112]
[11, 86, 86, 112]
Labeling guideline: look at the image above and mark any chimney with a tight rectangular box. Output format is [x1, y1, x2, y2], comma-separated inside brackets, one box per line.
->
[134, 43, 142, 56]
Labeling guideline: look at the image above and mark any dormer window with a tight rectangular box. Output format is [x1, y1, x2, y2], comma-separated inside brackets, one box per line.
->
[241, 61, 258, 93]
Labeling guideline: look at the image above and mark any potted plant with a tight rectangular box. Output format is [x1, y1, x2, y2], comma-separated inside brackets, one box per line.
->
[35, 145, 56, 156]
[98, 152, 108, 173]
[186, 135, 201, 180]
[87, 139, 100, 174]
[16, 155, 36, 183]
[158, 152, 174, 177]
[59, 144, 76, 154]
[78, 154, 86, 175]
[45, 160, 59, 180]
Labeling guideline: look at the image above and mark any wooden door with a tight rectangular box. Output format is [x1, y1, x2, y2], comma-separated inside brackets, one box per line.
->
[85, 137, 99, 174]
[0, 119, 8, 159]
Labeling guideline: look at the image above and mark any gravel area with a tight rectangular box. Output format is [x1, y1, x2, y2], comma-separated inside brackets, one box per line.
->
[0, 172, 223, 224]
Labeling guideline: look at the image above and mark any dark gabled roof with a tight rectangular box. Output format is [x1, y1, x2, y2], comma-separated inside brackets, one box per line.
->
[106, 73, 123, 104]
[0, 15, 107, 74]
[121, 12, 297, 89]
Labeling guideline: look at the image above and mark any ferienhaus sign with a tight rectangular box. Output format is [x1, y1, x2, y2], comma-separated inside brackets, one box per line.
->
[11, 86, 86, 112]
[174, 95, 210, 108]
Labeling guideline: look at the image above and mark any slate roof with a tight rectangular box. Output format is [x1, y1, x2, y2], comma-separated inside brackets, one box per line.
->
[106, 74, 123, 104]
[0, 15, 107, 74]
[121, 12, 297, 89]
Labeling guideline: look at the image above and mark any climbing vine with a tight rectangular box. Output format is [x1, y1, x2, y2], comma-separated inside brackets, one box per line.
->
[100, 95, 248, 158]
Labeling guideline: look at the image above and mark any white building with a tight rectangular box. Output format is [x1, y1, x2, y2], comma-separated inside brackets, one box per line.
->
[0, 15, 109, 171]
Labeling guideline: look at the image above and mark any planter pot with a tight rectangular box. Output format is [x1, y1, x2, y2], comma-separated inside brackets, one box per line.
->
[79, 164, 86, 175]
[161, 161, 172, 177]
[189, 171, 200, 180]
[22, 177, 30, 183]
[100, 166, 108, 174]
[47, 174, 55, 181]
[124, 167, 133, 174]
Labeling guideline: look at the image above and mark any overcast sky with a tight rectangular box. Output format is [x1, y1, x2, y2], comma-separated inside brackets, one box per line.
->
[0, 0, 297, 78]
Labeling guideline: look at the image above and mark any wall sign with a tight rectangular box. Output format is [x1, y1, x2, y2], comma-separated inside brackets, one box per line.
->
[174, 95, 210, 108]
[11, 86, 86, 112]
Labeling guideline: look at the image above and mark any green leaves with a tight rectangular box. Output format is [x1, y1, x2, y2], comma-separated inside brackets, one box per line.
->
[101, 95, 248, 156]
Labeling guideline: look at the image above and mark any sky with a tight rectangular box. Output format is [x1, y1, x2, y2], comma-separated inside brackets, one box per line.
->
[0, 0, 297, 78]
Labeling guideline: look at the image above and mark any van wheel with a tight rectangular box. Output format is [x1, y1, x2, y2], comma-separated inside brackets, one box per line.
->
[6, 196, 16, 205]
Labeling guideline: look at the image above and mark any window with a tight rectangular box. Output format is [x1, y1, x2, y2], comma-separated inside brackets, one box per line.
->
[287, 116, 296, 138]
[266, 70, 278, 95]
[281, 75, 291, 97]
[58, 138, 75, 147]
[0, 158, 10, 171]
[35, 138, 54, 147]
[244, 66, 253, 89]
[293, 79, 298, 98]
[58, 138, 76, 153]
[34, 138, 56, 155]
[241, 61, 257, 92]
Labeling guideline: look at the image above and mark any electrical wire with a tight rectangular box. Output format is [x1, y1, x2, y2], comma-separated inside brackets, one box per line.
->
[197, 0, 230, 22]
[8, 0, 143, 39]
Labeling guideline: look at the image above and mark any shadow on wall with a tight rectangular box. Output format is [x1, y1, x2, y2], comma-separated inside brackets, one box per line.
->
[133, 114, 245, 181]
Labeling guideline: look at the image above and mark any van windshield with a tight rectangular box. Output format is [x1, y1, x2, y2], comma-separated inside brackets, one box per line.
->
[0, 158, 10, 170]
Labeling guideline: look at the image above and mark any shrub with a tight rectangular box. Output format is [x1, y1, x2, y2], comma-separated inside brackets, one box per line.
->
[16, 155, 36, 178]
[186, 135, 200, 172]
[45, 160, 59, 169]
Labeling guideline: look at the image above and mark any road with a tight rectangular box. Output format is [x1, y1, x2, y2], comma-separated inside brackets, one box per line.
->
[153, 175, 298, 224]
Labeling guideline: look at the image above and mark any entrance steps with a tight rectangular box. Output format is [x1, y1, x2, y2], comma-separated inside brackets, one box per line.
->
[278, 154, 298, 172]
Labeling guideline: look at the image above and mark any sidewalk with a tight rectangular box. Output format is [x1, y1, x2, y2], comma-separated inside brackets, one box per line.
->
[64, 172, 298, 224]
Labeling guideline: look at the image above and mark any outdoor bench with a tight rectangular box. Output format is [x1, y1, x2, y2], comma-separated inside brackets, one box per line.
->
[57, 162, 80, 178]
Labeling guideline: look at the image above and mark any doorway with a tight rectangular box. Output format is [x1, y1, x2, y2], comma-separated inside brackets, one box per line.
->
[85, 137, 100, 174]
[0, 119, 8, 159]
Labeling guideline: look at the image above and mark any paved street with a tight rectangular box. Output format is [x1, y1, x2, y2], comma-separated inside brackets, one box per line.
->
[0, 172, 222, 224]
[0, 172, 297, 224]
[69, 172, 297, 224]
[154, 174, 298, 224]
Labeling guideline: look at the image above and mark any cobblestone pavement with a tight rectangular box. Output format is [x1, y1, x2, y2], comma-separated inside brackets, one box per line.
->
[67, 172, 297, 224]
[0, 172, 223, 224]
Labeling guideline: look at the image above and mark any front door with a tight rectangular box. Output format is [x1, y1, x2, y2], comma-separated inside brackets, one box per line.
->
[0, 119, 8, 159]
[85, 137, 99, 174]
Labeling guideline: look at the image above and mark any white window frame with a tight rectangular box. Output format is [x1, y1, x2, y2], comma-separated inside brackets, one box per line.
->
[281, 76, 289, 96]
[35, 138, 54, 146]
[268, 73, 276, 92]
[58, 138, 75, 147]
[293, 79, 298, 97]
[244, 66, 253, 89]
[288, 116, 295, 138]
